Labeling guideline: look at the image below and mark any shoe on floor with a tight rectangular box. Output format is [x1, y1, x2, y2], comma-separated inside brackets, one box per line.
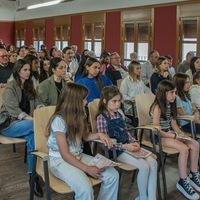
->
[29, 173, 43, 198]
[189, 172, 200, 192]
[176, 178, 199, 200]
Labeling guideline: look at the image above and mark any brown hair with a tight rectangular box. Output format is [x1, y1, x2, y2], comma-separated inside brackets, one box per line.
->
[47, 82, 89, 144]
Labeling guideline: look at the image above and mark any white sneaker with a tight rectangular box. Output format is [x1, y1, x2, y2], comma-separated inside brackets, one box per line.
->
[176, 178, 199, 200]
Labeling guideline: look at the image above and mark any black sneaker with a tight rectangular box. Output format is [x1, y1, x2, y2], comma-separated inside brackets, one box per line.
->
[189, 172, 200, 192]
[176, 178, 199, 200]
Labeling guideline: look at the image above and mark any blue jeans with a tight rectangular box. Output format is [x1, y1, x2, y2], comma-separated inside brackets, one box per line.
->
[1, 120, 34, 173]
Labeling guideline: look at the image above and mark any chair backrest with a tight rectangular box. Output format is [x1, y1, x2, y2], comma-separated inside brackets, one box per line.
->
[88, 99, 100, 133]
[33, 106, 56, 153]
[0, 88, 5, 107]
[135, 93, 155, 126]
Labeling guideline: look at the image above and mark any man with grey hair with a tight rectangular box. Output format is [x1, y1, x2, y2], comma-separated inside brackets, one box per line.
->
[130, 52, 138, 61]
[0, 49, 14, 87]
[141, 50, 159, 86]
[178, 51, 195, 73]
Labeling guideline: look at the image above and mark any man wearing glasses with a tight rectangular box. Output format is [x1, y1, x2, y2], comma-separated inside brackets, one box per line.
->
[105, 52, 128, 85]
[0, 49, 14, 88]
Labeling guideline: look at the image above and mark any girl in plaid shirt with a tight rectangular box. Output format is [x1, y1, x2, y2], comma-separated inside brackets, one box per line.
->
[96, 85, 157, 200]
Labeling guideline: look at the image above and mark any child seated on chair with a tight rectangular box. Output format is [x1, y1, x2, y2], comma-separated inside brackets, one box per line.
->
[119, 60, 151, 115]
[150, 79, 200, 200]
[96, 85, 157, 200]
[46, 82, 119, 200]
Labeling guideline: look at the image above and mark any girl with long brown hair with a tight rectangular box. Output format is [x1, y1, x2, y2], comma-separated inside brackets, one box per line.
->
[47, 82, 119, 200]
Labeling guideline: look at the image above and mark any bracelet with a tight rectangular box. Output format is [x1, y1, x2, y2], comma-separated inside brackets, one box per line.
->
[174, 132, 177, 139]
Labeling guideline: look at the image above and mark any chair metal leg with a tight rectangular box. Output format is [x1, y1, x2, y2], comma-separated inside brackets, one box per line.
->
[30, 155, 37, 200]
[157, 166, 162, 200]
[12, 144, 16, 152]
[191, 121, 196, 140]
[24, 143, 27, 163]
[157, 132, 167, 200]
[43, 160, 52, 200]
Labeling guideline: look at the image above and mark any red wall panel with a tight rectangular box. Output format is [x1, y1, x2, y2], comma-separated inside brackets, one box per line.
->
[71, 15, 82, 53]
[105, 11, 121, 54]
[45, 18, 54, 50]
[0, 22, 15, 46]
[154, 6, 177, 67]
[26, 20, 33, 46]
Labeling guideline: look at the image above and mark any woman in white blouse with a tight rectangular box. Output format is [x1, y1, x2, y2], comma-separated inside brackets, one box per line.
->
[189, 70, 200, 108]
[120, 60, 152, 114]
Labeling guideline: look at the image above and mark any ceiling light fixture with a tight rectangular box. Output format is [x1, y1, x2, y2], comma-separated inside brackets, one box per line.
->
[27, 0, 62, 10]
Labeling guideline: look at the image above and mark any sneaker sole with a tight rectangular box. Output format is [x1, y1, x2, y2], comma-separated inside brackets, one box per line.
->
[190, 179, 200, 192]
[176, 183, 199, 200]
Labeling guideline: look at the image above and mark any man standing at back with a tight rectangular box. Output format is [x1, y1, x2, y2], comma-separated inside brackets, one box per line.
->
[141, 50, 159, 86]
[0, 49, 14, 88]
[177, 51, 194, 73]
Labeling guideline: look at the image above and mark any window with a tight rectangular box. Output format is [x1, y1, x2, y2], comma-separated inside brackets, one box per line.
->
[54, 16, 70, 50]
[121, 9, 152, 66]
[84, 23, 103, 57]
[15, 21, 26, 48]
[83, 13, 105, 58]
[16, 28, 25, 47]
[33, 27, 45, 52]
[178, 3, 200, 63]
[54, 25, 69, 50]
[32, 19, 45, 52]
[123, 21, 150, 66]
[180, 19, 197, 61]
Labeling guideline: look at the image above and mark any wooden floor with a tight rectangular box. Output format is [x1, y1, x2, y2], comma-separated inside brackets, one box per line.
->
[0, 143, 190, 200]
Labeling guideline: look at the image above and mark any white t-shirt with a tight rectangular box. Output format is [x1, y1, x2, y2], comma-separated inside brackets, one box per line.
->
[47, 115, 83, 159]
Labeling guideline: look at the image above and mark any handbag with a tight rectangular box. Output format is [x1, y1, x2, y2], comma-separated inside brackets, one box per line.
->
[0, 111, 11, 130]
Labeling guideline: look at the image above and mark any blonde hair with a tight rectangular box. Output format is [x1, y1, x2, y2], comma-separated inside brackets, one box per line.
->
[128, 60, 141, 82]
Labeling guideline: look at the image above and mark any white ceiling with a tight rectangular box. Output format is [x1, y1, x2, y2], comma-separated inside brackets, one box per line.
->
[0, 0, 190, 21]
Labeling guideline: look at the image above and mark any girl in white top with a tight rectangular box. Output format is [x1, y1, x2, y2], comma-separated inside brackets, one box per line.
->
[120, 61, 151, 114]
[47, 82, 119, 200]
[189, 71, 200, 108]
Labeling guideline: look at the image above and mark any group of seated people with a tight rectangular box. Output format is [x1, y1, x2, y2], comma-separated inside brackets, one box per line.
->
[1, 42, 200, 200]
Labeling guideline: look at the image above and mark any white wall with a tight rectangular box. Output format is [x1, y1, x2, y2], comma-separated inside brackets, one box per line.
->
[15, 0, 188, 21]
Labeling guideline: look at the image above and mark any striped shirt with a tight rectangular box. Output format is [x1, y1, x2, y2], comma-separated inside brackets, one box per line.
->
[150, 104, 172, 131]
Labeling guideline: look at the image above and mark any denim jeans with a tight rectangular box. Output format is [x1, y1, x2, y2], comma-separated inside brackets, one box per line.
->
[49, 153, 119, 200]
[1, 119, 34, 173]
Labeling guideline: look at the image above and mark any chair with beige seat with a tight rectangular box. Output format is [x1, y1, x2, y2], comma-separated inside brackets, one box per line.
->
[135, 93, 179, 200]
[30, 106, 102, 200]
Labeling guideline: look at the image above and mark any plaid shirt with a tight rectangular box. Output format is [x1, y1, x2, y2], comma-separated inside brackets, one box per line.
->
[96, 111, 135, 146]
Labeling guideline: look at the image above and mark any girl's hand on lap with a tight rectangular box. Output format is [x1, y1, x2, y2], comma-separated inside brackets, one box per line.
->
[86, 166, 104, 179]
[127, 142, 140, 152]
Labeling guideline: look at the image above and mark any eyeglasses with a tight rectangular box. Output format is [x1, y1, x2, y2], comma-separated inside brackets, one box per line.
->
[0, 55, 9, 58]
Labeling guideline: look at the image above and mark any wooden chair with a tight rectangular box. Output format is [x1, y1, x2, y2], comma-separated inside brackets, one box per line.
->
[87, 99, 137, 183]
[30, 106, 101, 200]
[0, 87, 27, 163]
[135, 93, 179, 200]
